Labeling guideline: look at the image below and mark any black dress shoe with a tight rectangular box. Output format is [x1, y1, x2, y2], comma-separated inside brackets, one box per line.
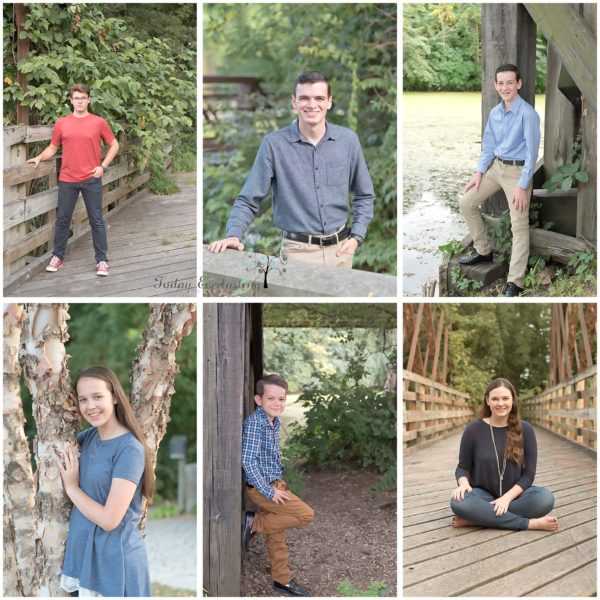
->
[458, 251, 493, 266]
[273, 579, 310, 596]
[503, 282, 524, 297]
[241, 511, 255, 554]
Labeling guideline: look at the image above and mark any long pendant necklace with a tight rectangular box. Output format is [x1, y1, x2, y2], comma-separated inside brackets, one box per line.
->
[489, 423, 507, 496]
[91, 435, 103, 459]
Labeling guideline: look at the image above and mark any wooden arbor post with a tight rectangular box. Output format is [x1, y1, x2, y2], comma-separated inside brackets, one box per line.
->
[480, 4, 537, 215]
[203, 304, 263, 596]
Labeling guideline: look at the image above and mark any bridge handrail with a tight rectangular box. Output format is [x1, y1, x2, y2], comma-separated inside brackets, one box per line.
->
[202, 245, 397, 297]
[521, 365, 597, 451]
[3, 124, 171, 288]
[403, 370, 475, 450]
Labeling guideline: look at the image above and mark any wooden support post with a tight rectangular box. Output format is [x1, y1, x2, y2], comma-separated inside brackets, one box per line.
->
[406, 304, 424, 374]
[524, 3, 597, 112]
[543, 44, 576, 179]
[203, 303, 263, 597]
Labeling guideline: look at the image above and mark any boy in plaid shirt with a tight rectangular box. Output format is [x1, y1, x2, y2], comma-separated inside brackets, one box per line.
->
[241, 375, 314, 596]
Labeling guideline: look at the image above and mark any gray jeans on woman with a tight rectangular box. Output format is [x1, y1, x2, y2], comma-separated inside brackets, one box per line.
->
[450, 486, 554, 530]
[54, 177, 108, 263]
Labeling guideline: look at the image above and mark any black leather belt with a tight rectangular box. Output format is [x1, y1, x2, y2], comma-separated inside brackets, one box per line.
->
[497, 157, 525, 166]
[283, 226, 350, 247]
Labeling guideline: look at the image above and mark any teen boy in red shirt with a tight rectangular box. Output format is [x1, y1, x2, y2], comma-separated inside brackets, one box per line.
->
[27, 84, 119, 276]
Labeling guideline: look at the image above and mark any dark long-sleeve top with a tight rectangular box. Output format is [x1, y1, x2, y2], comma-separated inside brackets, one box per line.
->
[455, 418, 537, 498]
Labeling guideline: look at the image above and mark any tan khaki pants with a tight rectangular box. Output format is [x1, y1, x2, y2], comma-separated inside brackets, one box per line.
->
[459, 159, 532, 287]
[280, 238, 354, 269]
[246, 480, 315, 584]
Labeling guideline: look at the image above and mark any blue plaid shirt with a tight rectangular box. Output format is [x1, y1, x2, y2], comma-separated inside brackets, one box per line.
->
[242, 406, 284, 500]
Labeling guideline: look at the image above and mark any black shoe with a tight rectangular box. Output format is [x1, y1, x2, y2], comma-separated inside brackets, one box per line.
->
[241, 511, 255, 554]
[458, 251, 493, 266]
[503, 282, 524, 297]
[273, 579, 311, 596]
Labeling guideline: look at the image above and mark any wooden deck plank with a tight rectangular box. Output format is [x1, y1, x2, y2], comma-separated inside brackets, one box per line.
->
[528, 560, 597, 596]
[5, 173, 197, 298]
[403, 426, 597, 597]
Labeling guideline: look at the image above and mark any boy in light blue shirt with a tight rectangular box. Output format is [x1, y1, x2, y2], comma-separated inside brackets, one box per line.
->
[458, 63, 541, 297]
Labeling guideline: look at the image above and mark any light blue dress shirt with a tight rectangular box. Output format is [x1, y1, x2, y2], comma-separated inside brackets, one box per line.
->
[476, 94, 541, 190]
[226, 120, 375, 240]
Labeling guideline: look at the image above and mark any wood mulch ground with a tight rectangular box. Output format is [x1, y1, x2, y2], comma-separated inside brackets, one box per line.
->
[241, 468, 397, 597]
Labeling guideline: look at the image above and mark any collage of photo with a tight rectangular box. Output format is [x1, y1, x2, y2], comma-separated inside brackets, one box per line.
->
[2, 2, 597, 599]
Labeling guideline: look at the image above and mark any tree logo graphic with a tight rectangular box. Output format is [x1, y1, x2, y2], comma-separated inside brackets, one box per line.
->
[245, 245, 288, 288]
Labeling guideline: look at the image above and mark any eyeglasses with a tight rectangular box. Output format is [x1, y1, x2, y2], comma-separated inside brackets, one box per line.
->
[72, 97, 89, 102]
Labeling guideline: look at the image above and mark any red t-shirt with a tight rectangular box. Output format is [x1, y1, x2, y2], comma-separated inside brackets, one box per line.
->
[51, 113, 115, 183]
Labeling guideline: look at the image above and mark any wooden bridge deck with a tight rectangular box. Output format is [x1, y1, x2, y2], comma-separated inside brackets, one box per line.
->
[6, 173, 196, 298]
[403, 427, 597, 597]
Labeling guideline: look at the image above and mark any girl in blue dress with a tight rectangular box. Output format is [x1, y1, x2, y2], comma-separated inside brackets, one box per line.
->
[58, 365, 155, 596]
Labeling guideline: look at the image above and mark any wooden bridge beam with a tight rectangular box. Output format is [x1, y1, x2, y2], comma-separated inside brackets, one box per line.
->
[524, 3, 597, 111]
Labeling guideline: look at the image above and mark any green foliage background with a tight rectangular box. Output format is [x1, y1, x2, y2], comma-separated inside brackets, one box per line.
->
[403, 3, 547, 92]
[3, 3, 196, 179]
[20, 304, 197, 502]
[403, 304, 576, 404]
[203, 3, 397, 273]
[263, 304, 397, 488]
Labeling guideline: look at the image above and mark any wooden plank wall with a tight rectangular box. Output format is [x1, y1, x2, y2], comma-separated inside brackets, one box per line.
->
[203, 303, 263, 596]
[521, 366, 597, 451]
[403, 370, 475, 450]
[3, 125, 165, 279]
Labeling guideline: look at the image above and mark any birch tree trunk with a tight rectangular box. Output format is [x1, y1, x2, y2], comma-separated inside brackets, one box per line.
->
[20, 303, 78, 597]
[3, 304, 36, 597]
[130, 303, 196, 532]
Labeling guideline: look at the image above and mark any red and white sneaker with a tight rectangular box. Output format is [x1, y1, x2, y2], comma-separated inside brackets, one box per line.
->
[96, 261, 109, 276]
[46, 256, 64, 272]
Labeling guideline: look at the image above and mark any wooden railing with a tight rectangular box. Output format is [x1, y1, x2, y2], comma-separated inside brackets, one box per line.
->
[403, 370, 474, 450]
[3, 124, 171, 288]
[202, 246, 397, 297]
[521, 366, 597, 451]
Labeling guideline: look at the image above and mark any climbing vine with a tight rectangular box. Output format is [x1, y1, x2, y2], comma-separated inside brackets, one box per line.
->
[3, 4, 195, 177]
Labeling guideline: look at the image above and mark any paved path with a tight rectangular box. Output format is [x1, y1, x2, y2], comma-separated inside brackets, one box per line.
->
[146, 516, 197, 592]
[6, 173, 196, 297]
[404, 427, 597, 597]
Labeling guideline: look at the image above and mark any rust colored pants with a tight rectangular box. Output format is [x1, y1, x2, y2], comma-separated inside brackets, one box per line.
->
[246, 480, 315, 584]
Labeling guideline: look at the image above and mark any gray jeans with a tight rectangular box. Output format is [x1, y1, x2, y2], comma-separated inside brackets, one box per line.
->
[54, 177, 108, 263]
[450, 485, 554, 530]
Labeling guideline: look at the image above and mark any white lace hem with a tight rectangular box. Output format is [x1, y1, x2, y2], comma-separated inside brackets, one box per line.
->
[60, 574, 103, 596]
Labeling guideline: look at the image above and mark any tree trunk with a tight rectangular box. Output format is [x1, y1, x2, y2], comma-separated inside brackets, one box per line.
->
[3, 304, 35, 597]
[20, 303, 78, 597]
[130, 303, 196, 533]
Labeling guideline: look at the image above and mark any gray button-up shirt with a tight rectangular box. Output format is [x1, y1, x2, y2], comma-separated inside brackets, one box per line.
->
[225, 120, 375, 239]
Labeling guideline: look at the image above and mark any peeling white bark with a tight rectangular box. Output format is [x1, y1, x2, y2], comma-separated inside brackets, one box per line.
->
[20, 303, 78, 597]
[3, 304, 35, 597]
[130, 303, 196, 532]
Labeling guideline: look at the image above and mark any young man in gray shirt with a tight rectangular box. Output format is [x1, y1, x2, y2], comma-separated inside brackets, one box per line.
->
[208, 71, 375, 269]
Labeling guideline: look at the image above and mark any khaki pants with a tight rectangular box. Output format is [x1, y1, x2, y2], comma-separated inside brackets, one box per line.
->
[459, 159, 532, 287]
[280, 238, 354, 269]
[246, 480, 315, 584]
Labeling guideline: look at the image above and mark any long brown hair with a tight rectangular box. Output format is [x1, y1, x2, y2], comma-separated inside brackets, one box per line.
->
[75, 365, 155, 501]
[480, 378, 524, 467]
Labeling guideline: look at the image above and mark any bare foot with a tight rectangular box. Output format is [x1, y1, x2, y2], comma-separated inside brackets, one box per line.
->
[527, 516, 559, 531]
[452, 516, 478, 528]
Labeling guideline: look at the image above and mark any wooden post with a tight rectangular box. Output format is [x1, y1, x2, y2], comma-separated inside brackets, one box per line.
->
[543, 45, 576, 178]
[203, 303, 263, 597]
[480, 4, 537, 215]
